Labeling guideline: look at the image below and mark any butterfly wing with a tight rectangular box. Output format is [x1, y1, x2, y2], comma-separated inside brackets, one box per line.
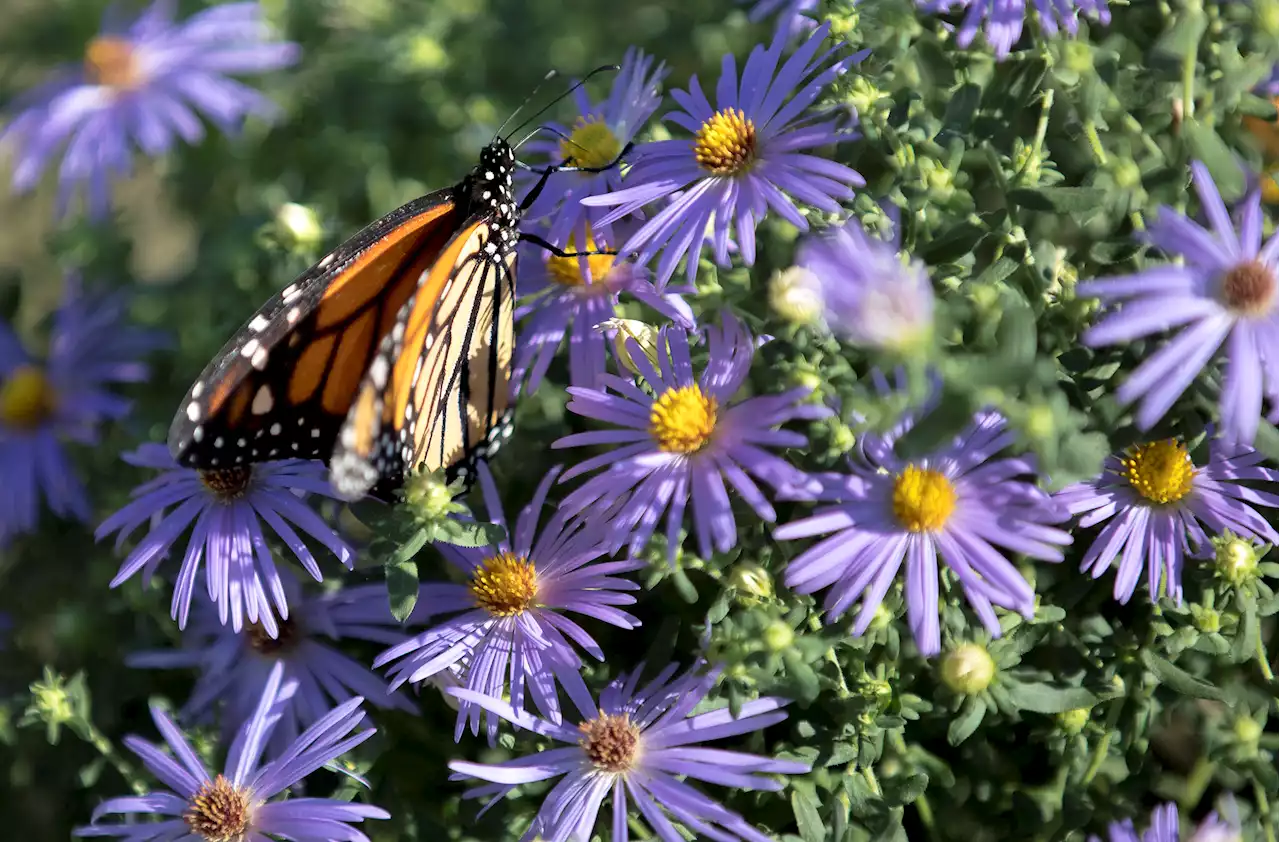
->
[168, 190, 462, 469]
[330, 215, 517, 500]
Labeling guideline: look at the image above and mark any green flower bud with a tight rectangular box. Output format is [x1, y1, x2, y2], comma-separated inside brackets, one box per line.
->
[1258, 0, 1279, 38]
[1234, 715, 1263, 745]
[1191, 606, 1221, 634]
[868, 602, 895, 631]
[1111, 158, 1142, 191]
[403, 471, 466, 521]
[829, 420, 856, 454]
[763, 620, 795, 652]
[728, 563, 773, 599]
[1057, 707, 1091, 735]
[274, 202, 324, 249]
[768, 266, 824, 326]
[1062, 41, 1094, 75]
[1213, 533, 1262, 586]
[940, 643, 996, 695]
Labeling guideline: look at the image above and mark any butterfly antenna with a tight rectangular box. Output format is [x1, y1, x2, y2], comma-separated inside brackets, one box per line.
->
[496, 69, 559, 141]
[504, 64, 620, 143]
[513, 124, 577, 153]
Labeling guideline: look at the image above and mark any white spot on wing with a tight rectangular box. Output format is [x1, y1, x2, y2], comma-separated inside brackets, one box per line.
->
[249, 315, 270, 333]
[192, 426, 204, 443]
[250, 346, 269, 370]
[282, 284, 301, 304]
[318, 253, 336, 269]
[270, 423, 282, 435]
[286, 307, 301, 324]
[251, 385, 274, 415]
[241, 338, 260, 359]
[187, 402, 201, 422]
[191, 382, 205, 398]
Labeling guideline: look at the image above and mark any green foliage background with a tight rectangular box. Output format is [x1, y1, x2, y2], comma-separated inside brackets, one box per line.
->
[0, 1, 1276, 841]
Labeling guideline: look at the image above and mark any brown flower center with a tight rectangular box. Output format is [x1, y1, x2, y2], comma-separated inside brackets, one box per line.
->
[199, 466, 254, 501]
[693, 108, 757, 175]
[85, 36, 140, 89]
[244, 617, 299, 655]
[579, 711, 641, 772]
[183, 774, 253, 841]
[1217, 260, 1277, 317]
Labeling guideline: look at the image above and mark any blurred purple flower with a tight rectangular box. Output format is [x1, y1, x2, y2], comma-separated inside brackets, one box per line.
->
[583, 22, 865, 287]
[917, 0, 1110, 60]
[97, 443, 354, 637]
[74, 661, 388, 841]
[773, 371, 1072, 656]
[0, 280, 165, 544]
[1056, 438, 1279, 604]
[1079, 162, 1278, 448]
[129, 568, 419, 752]
[2, 0, 299, 218]
[1089, 801, 1239, 842]
[797, 217, 936, 351]
[447, 662, 811, 842]
[513, 225, 693, 397]
[554, 313, 831, 561]
[374, 463, 644, 742]
[521, 48, 667, 248]
[742, 0, 821, 40]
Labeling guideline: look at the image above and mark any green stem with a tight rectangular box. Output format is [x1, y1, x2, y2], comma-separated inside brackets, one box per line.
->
[1256, 633, 1276, 682]
[1181, 46, 1196, 122]
[81, 722, 146, 795]
[1255, 777, 1276, 842]
[1081, 698, 1125, 785]
[1179, 756, 1217, 811]
[1083, 122, 1108, 165]
[861, 766, 882, 796]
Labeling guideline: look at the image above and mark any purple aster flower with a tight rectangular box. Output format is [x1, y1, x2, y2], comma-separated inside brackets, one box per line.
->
[773, 372, 1073, 656]
[583, 22, 866, 287]
[796, 217, 936, 351]
[447, 662, 811, 842]
[1055, 438, 1279, 604]
[1079, 162, 1278, 448]
[374, 462, 645, 741]
[74, 660, 388, 841]
[128, 568, 418, 753]
[521, 48, 667, 248]
[0, 280, 165, 543]
[97, 443, 355, 637]
[2, 0, 299, 218]
[917, 0, 1110, 60]
[1089, 802, 1240, 842]
[742, 0, 821, 40]
[554, 312, 832, 561]
[512, 225, 694, 396]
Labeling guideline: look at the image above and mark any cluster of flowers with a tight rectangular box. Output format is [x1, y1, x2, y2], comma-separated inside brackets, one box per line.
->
[1, 0, 1275, 840]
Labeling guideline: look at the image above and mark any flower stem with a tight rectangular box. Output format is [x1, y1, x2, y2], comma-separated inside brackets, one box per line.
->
[81, 721, 147, 795]
[1083, 122, 1107, 165]
[1256, 634, 1276, 682]
[1081, 698, 1125, 785]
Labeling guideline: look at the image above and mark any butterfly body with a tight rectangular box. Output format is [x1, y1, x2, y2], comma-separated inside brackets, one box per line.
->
[169, 139, 521, 501]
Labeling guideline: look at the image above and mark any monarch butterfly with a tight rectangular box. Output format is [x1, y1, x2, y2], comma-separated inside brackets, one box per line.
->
[167, 70, 624, 502]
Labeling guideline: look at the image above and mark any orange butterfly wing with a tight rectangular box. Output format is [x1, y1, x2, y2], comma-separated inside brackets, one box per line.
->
[168, 191, 461, 470]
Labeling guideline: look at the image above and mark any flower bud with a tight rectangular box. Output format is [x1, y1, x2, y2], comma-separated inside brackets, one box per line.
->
[763, 620, 795, 652]
[768, 266, 824, 326]
[274, 202, 324, 249]
[598, 318, 662, 378]
[728, 563, 773, 599]
[940, 643, 996, 695]
[1212, 533, 1262, 586]
[1192, 606, 1221, 634]
[403, 470, 466, 521]
[1057, 707, 1090, 735]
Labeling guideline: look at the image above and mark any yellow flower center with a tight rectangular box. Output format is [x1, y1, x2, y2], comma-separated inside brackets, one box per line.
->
[469, 551, 539, 617]
[1217, 260, 1277, 317]
[545, 230, 615, 290]
[183, 774, 253, 842]
[559, 116, 623, 170]
[891, 465, 957, 532]
[0, 365, 57, 429]
[694, 108, 757, 175]
[649, 385, 718, 453]
[1119, 440, 1195, 505]
[84, 36, 140, 89]
[199, 466, 254, 501]
[244, 617, 298, 655]
[579, 711, 641, 772]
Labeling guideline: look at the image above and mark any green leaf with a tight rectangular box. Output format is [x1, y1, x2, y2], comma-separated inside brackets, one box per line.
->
[386, 558, 420, 623]
[1231, 599, 1259, 664]
[1140, 650, 1230, 702]
[1182, 120, 1245, 201]
[973, 257, 1019, 286]
[1006, 681, 1099, 714]
[671, 568, 699, 604]
[433, 519, 507, 548]
[921, 222, 985, 263]
[1154, 7, 1206, 59]
[791, 785, 826, 842]
[783, 651, 822, 703]
[882, 773, 929, 806]
[947, 697, 986, 746]
[1254, 421, 1279, 463]
[1007, 187, 1108, 215]
[389, 526, 431, 567]
[941, 83, 982, 135]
